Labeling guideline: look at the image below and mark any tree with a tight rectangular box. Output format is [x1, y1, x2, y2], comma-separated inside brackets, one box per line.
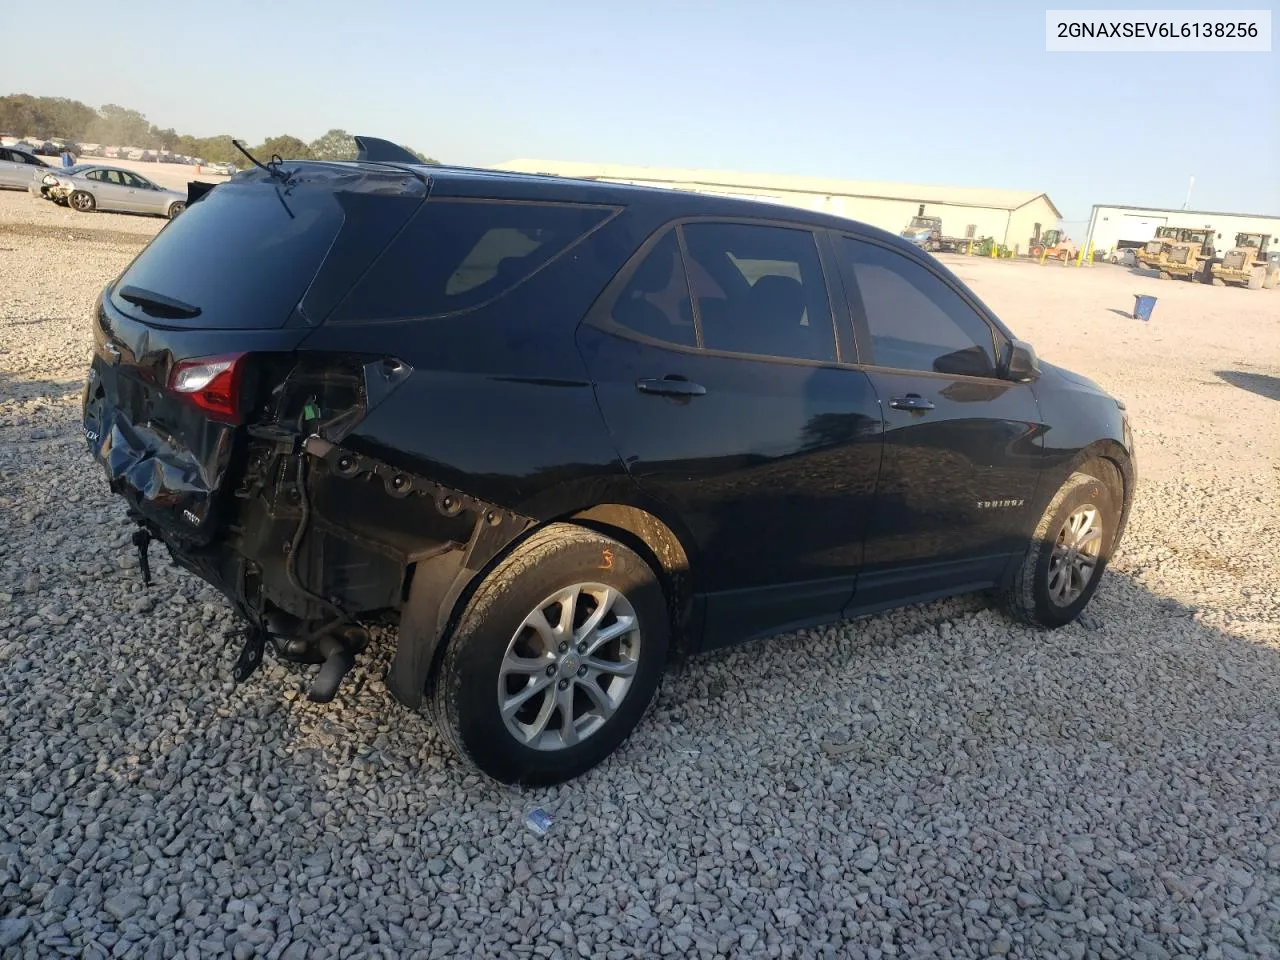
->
[253, 135, 312, 161]
[88, 104, 153, 147]
[309, 128, 357, 161]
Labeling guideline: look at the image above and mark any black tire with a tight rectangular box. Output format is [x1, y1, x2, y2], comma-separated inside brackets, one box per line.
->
[69, 190, 95, 213]
[428, 523, 669, 785]
[1001, 470, 1116, 628]
[167, 201, 186, 219]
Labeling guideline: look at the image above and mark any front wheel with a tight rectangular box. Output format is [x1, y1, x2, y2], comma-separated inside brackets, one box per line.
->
[69, 190, 95, 213]
[1002, 471, 1116, 628]
[428, 523, 669, 785]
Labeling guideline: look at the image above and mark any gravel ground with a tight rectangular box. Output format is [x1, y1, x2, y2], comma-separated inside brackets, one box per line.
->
[2, 188, 1279, 960]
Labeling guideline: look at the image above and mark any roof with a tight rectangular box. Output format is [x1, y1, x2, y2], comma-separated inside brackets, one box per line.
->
[492, 159, 1062, 217]
[1092, 202, 1280, 220]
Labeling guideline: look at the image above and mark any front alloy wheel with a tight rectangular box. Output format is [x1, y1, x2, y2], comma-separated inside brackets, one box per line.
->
[1047, 505, 1102, 606]
[1001, 469, 1116, 627]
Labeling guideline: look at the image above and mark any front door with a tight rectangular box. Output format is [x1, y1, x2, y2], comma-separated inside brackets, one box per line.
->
[578, 219, 884, 647]
[122, 172, 161, 213]
[831, 233, 1044, 610]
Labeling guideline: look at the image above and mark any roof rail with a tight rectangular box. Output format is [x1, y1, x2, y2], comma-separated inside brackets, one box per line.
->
[353, 136, 422, 165]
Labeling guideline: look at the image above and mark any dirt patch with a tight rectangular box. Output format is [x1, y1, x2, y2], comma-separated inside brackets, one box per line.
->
[0, 220, 154, 248]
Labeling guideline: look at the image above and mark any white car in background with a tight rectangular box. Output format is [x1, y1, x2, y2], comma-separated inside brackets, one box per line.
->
[40, 164, 187, 218]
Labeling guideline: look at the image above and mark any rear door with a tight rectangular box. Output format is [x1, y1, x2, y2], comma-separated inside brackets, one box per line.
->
[579, 218, 884, 646]
[830, 233, 1044, 610]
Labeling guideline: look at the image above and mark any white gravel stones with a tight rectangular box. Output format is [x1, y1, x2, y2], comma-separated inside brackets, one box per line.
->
[2, 191, 1280, 958]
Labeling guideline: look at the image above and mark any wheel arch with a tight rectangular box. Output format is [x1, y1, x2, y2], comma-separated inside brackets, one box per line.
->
[1062, 439, 1135, 551]
[389, 499, 699, 710]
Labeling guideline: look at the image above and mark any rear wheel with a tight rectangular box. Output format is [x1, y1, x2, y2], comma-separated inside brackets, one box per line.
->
[1247, 266, 1264, 290]
[1030, 245, 1044, 259]
[167, 201, 186, 219]
[1002, 470, 1116, 628]
[428, 523, 668, 785]
[69, 190, 95, 213]
[1158, 270, 1170, 280]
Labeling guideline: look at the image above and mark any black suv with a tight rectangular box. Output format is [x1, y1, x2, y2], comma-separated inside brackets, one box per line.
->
[83, 140, 1135, 785]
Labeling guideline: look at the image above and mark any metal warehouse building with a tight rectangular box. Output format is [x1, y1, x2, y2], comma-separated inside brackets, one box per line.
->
[493, 160, 1062, 252]
[1084, 204, 1280, 254]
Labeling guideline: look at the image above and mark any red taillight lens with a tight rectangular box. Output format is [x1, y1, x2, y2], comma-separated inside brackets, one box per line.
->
[168, 352, 247, 423]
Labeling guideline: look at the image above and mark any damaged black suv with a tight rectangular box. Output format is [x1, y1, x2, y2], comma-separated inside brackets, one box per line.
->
[83, 138, 1135, 785]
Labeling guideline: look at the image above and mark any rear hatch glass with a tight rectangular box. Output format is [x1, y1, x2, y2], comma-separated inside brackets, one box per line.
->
[109, 181, 347, 330]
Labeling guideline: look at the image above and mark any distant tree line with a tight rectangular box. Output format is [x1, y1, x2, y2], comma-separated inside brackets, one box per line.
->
[0, 94, 438, 165]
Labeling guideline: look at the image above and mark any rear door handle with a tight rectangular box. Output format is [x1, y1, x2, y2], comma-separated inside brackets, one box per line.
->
[636, 377, 707, 398]
[888, 394, 935, 411]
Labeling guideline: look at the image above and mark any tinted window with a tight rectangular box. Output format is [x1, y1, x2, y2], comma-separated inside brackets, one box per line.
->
[332, 200, 613, 322]
[84, 169, 104, 182]
[682, 222, 834, 362]
[608, 230, 696, 347]
[110, 181, 346, 330]
[840, 237, 997, 377]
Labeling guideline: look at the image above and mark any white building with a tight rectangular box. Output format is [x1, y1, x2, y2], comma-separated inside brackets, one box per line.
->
[492, 160, 1062, 252]
[1084, 204, 1280, 255]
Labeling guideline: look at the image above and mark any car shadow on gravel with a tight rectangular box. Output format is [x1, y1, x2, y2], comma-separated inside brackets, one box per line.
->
[1216, 369, 1280, 401]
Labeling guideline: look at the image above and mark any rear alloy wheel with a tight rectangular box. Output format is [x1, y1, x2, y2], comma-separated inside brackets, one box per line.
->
[428, 523, 668, 785]
[1002, 470, 1116, 628]
[167, 202, 186, 219]
[69, 190, 95, 213]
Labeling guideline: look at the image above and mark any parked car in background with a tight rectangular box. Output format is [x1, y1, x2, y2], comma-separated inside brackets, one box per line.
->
[42, 164, 187, 218]
[83, 148, 1136, 785]
[0, 144, 50, 189]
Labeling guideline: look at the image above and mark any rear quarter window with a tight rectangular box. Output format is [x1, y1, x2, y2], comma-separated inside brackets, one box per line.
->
[329, 199, 616, 323]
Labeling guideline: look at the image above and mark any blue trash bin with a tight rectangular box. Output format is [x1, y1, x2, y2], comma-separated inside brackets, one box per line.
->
[1132, 294, 1157, 321]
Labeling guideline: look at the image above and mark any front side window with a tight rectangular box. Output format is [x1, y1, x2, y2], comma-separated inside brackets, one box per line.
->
[681, 222, 835, 362]
[839, 237, 997, 378]
[332, 199, 614, 322]
[608, 230, 696, 347]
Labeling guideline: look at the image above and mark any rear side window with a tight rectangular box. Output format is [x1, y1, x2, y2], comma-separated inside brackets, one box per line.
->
[331, 199, 614, 322]
[839, 237, 997, 377]
[682, 222, 835, 362]
[608, 230, 696, 347]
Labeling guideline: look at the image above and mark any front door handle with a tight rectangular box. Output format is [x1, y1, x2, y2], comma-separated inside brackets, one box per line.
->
[888, 393, 935, 412]
[636, 377, 707, 398]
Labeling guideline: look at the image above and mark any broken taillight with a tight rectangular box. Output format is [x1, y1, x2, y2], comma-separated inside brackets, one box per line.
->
[169, 352, 248, 423]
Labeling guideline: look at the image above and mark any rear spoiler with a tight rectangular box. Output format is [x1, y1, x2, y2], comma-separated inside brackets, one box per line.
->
[187, 180, 219, 205]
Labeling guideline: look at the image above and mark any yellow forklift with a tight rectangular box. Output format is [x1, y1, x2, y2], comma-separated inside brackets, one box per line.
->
[1210, 234, 1279, 290]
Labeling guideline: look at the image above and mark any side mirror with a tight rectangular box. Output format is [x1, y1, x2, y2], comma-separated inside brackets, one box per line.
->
[1002, 339, 1040, 382]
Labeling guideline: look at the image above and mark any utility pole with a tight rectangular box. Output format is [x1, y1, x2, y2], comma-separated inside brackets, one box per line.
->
[1182, 176, 1195, 210]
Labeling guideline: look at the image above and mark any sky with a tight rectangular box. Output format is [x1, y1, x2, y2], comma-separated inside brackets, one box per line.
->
[1, 0, 1276, 228]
